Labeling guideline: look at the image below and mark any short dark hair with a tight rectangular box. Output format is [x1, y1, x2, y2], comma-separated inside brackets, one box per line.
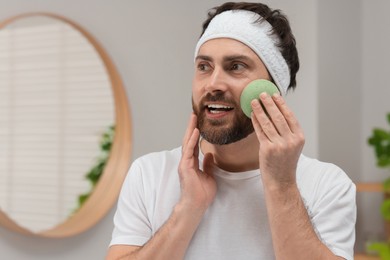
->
[200, 2, 299, 91]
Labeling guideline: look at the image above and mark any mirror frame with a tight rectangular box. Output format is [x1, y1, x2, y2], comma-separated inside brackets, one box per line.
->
[0, 12, 132, 237]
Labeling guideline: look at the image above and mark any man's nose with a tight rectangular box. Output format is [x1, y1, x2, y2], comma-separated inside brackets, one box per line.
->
[204, 68, 228, 93]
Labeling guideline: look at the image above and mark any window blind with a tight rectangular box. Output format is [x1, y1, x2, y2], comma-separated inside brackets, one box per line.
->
[0, 19, 115, 232]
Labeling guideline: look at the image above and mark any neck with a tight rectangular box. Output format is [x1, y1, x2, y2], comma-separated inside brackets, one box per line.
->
[200, 132, 259, 172]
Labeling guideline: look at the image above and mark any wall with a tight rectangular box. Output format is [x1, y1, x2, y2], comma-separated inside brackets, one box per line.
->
[318, 0, 362, 181]
[361, 1, 390, 186]
[0, 0, 319, 259]
[318, 0, 364, 250]
[318, 0, 390, 251]
[360, 0, 390, 249]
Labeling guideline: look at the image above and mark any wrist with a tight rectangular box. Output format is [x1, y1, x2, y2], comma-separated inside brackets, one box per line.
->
[175, 200, 208, 219]
[171, 202, 206, 235]
[261, 170, 297, 193]
[262, 178, 300, 202]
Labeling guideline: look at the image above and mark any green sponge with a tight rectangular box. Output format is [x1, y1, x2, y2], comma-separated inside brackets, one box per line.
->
[240, 79, 280, 118]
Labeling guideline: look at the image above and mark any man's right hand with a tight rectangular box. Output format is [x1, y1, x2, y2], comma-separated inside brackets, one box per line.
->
[106, 114, 217, 260]
[177, 113, 217, 214]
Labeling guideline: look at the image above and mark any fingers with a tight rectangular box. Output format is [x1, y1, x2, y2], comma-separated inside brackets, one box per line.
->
[251, 96, 280, 141]
[261, 93, 291, 135]
[180, 113, 201, 173]
[182, 127, 200, 160]
[182, 113, 198, 150]
[251, 110, 269, 143]
[251, 93, 303, 141]
[271, 94, 302, 134]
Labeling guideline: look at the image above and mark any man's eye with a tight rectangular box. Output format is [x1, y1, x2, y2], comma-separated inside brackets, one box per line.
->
[197, 63, 210, 71]
[230, 63, 245, 71]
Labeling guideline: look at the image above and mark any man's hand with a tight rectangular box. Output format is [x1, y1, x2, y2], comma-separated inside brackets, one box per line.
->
[250, 92, 305, 189]
[178, 113, 217, 213]
[107, 114, 217, 260]
[250, 93, 342, 259]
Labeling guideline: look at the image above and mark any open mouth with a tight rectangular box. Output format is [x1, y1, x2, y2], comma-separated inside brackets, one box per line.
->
[206, 104, 234, 114]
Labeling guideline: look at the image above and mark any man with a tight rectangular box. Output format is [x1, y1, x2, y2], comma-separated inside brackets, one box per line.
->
[107, 2, 356, 259]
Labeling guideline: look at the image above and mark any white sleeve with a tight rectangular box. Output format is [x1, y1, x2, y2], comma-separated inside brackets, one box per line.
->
[310, 174, 356, 260]
[109, 159, 152, 247]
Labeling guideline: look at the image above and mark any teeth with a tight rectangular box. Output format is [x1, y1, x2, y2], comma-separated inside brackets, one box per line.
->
[210, 110, 220, 114]
[207, 104, 233, 109]
[207, 104, 233, 114]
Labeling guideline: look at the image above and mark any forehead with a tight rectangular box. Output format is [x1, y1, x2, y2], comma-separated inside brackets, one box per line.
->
[197, 38, 260, 61]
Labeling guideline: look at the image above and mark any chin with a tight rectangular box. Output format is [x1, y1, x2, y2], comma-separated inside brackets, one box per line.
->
[200, 126, 254, 146]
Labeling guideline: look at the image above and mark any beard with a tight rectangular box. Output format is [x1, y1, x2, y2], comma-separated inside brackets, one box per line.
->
[192, 92, 254, 145]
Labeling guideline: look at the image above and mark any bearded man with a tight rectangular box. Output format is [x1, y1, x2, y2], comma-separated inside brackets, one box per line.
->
[107, 2, 356, 260]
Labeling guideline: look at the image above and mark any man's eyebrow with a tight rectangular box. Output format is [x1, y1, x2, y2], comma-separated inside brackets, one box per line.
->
[195, 54, 253, 62]
[223, 55, 252, 62]
[195, 55, 213, 62]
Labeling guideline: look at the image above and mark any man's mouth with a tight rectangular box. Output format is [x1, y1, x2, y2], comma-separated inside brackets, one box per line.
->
[206, 104, 234, 114]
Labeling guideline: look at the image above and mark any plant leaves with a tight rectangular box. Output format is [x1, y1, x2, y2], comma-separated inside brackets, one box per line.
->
[384, 178, 390, 193]
[378, 157, 390, 168]
[367, 242, 390, 259]
[368, 124, 390, 168]
[387, 112, 390, 125]
[71, 124, 115, 215]
[78, 193, 90, 205]
[375, 128, 390, 139]
[381, 199, 390, 221]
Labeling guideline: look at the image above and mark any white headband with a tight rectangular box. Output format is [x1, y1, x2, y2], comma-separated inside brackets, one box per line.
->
[194, 10, 290, 95]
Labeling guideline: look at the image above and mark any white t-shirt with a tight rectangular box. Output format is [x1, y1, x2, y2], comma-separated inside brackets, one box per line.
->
[110, 147, 356, 260]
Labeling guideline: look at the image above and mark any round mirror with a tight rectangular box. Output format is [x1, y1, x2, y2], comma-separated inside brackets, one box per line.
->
[0, 13, 132, 237]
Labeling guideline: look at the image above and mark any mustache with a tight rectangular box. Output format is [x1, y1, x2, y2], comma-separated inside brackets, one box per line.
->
[200, 92, 237, 105]
[192, 92, 240, 117]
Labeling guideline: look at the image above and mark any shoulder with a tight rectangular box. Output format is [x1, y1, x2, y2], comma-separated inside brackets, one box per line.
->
[297, 155, 356, 259]
[297, 154, 352, 184]
[125, 146, 182, 185]
[296, 154, 355, 205]
[133, 146, 182, 170]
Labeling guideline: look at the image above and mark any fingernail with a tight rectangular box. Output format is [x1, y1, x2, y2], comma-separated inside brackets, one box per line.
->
[260, 92, 268, 99]
[251, 99, 260, 107]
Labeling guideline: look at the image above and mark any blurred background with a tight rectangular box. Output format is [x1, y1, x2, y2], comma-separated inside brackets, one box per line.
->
[0, 0, 388, 259]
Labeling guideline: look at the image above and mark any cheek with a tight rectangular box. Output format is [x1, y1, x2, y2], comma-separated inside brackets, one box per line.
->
[191, 78, 204, 99]
[191, 89, 201, 112]
[230, 77, 251, 92]
[236, 85, 246, 96]
[234, 83, 248, 101]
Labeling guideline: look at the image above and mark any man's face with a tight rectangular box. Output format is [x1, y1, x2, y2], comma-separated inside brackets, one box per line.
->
[192, 38, 271, 145]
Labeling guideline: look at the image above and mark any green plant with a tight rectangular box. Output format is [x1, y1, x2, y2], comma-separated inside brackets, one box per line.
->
[72, 125, 115, 214]
[367, 243, 390, 259]
[367, 112, 390, 259]
[368, 112, 390, 220]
